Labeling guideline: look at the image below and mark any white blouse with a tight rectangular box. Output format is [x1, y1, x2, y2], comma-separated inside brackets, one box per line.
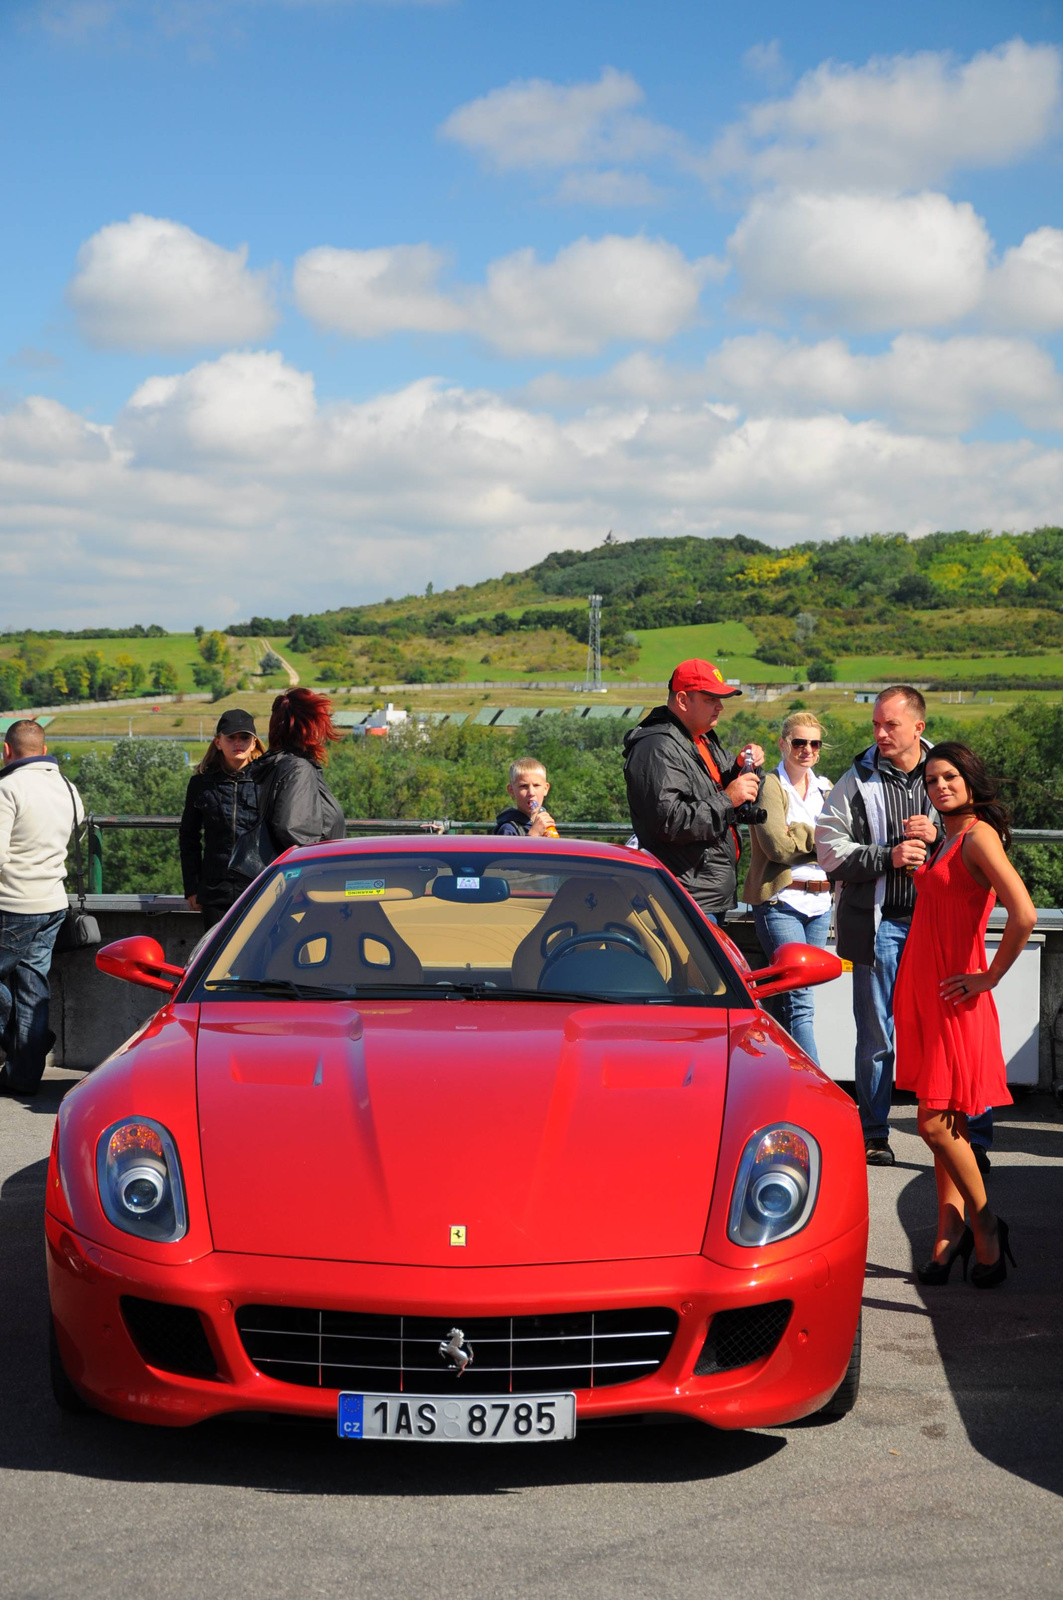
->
[774, 762, 833, 914]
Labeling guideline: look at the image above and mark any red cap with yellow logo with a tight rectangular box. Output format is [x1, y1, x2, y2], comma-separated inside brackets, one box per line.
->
[668, 659, 743, 697]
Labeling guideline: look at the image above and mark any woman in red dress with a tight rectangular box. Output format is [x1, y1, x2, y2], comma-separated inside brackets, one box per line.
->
[895, 743, 1036, 1289]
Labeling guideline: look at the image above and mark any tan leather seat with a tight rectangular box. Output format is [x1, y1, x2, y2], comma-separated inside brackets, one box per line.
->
[510, 876, 670, 990]
[262, 899, 423, 986]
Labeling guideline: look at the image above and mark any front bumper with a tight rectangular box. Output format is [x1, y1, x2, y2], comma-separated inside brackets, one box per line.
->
[47, 1213, 866, 1431]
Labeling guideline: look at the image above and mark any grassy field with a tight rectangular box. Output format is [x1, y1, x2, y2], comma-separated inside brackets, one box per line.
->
[631, 622, 791, 682]
[1, 632, 276, 694]
[836, 652, 1063, 681]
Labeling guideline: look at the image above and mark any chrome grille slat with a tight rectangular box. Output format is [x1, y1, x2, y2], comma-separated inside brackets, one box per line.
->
[251, 1356, 661, 1373]
[236, 1305, 679, 1394]
[238, 1327, 672, 1345]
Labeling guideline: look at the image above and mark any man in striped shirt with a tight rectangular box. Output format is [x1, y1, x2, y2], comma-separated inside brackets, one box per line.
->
[816, 687, 993, 1168]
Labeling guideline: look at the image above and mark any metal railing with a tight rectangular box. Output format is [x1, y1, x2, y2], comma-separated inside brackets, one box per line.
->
[79, 814, 1063, 895]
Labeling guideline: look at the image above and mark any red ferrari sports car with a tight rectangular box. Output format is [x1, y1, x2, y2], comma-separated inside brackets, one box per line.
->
[47, 836, 866, 1442]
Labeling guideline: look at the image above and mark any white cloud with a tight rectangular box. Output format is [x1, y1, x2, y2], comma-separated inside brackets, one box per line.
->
[2, 352, 1062, 628]
[34, 0, 446, 40]
[120, 350, 317, 463]
[554, 169, 663, 207]
[526, 334, 1063, 434]
[439, 67, 673, 173]
[710, 39, 1062, 190]
[66, 214, 278, 350]
[293, 234, 716, 356]
[728, 191, 991, 330]
[293, 244, 465, 336]
[983, 227, 1063, 333]
[0, 396, 111, 462]
[742, 40, 788, 88]
[701, 333, 1063, 433]
[470, 235, 713, 357]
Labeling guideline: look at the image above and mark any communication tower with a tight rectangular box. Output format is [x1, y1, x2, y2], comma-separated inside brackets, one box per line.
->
[583, 594, 605, 693]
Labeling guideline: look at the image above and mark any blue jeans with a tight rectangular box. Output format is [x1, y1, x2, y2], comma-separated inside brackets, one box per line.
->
[753, 901, 831, 1065]
[0, 908, 65, 1094]
[852, 915, 993, 1148]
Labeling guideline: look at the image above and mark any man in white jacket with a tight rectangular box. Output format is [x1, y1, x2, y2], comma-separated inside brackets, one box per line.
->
[0, 720, 84, 1096]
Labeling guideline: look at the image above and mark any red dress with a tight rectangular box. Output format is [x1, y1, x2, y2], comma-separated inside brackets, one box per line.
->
[894, 826, 1011, 1114]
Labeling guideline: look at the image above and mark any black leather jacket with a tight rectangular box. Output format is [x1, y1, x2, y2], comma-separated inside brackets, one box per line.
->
[253, 751, 346, 853]
[623, 707, 754, 915]
[179, 763, 261, 899]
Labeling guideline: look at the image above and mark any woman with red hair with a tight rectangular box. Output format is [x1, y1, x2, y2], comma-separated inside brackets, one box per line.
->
[252, 688, 346, 856]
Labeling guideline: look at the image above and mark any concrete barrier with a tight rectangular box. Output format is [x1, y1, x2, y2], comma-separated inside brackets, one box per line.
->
[50, 896, 1063, 1091]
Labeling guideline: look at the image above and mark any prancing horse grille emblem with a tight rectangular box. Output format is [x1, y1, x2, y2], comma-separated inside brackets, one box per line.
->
[439, 1327, 473, 1374]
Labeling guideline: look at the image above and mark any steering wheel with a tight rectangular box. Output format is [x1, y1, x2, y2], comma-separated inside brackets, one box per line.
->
[539, 929, 651, 981]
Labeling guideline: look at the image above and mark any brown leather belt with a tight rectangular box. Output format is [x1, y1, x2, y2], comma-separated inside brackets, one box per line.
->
[790, 877, 831, 894]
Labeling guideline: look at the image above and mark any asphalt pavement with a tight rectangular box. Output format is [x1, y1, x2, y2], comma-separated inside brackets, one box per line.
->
[2, 1072, 1061, 1600]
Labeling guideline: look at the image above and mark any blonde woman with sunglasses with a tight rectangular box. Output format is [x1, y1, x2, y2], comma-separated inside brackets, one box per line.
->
[743, 713, 833, 1063]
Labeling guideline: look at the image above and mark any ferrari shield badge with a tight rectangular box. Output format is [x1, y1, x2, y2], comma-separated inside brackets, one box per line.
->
[449, 1224, 467, 1247]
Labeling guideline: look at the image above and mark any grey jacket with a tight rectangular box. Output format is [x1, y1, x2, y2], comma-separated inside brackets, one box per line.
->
[815, 740, 937, 967]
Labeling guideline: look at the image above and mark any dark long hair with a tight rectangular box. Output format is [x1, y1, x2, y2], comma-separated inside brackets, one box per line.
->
[196, 735, 265, 775]
[268, 688, 342, 765]
[925, 742, 1012, 849]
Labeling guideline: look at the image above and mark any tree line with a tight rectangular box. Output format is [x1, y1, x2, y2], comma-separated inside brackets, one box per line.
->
[66, 698, 1063, 907]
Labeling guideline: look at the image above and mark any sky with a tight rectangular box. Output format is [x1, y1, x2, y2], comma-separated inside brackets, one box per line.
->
[2, 0, 1063, 630]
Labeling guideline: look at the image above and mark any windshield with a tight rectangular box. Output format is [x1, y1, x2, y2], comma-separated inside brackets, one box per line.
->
[194, 852, 732, 1006]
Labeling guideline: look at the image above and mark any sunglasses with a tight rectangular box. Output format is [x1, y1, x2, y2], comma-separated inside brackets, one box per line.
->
[789, 738, 822, 750]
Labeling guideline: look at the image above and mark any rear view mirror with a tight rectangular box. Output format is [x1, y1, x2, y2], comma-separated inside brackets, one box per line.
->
[431, 875, 510, 904]
[748, 943, 842, 1001]
[97, 936, 186, 993]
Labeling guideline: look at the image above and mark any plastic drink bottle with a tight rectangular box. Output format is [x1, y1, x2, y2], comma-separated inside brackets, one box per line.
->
[529, 798, 559, 838]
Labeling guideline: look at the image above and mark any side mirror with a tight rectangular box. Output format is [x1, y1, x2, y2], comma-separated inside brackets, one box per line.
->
[747, 942, 843, 1001]
[96, 936, 186, 993]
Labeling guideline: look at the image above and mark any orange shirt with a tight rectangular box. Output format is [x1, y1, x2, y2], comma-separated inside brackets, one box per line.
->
[693, 735, 741, 864]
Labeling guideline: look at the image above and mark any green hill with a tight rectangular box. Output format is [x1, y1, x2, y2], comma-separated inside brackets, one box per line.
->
[5, 528, 1063, 708]
[230, 528, 1063, 688]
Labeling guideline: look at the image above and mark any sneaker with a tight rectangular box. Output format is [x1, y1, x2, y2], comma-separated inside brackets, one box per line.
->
[865, 1138, 895, 1166]
[973, 1145, 991, 1176]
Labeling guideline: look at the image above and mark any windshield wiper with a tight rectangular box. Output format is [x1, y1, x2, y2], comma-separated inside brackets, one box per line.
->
[438, 982, 620, 1005]
[202, 978, 623, 1005]
[203, 978, 357, 1000]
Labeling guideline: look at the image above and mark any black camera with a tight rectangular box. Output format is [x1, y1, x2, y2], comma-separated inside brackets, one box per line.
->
[734, 746, 767, 826]
[734, 798, 768, 826]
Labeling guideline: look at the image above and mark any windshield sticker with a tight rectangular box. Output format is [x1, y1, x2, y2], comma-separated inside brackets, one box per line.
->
[283, 868, 302, 880]
[345, 879, 386, 897]
[456, 877, 480, 890]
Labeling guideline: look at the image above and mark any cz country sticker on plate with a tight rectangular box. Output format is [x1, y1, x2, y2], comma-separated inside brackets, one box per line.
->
[338, 1391, 576, 1443]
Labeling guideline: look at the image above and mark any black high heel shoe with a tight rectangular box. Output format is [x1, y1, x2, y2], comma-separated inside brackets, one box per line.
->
[916, 1226, 974, 1285]
[970, 1217, 1016, 1289]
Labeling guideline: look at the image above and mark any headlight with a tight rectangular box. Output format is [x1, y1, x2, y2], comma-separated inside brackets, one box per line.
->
[727, 1124, 820, 1247]
[96, 1119, 188, 1243]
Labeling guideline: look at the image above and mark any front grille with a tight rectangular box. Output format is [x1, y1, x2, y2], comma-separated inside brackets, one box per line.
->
[693, 1300, 792, 1375]
[120, 1296, 219, 1378]
[236, 1306, 678, 1393]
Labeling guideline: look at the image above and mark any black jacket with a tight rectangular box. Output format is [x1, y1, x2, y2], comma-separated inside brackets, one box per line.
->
[253, 751, 346, 853]
[623, 707, 751, 914]
[179, 763, 261, 900]
[494, 806, 532, 836]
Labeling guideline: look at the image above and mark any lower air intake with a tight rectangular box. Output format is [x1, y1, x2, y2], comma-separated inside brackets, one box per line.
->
[120, 1296, 219, 1379]
[693, 1300, 792, 1375]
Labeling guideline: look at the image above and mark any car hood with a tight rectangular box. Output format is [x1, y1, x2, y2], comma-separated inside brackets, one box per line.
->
[196, 1001, 729, 1266]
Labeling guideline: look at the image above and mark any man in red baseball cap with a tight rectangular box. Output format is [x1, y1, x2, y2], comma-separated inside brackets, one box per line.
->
[623, 660, 764, 922]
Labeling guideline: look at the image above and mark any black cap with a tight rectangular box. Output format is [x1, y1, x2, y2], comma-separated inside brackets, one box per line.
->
[215, 709, 257, 737]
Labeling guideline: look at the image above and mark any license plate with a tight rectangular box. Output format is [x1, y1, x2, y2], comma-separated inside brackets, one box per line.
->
[337, 1391, 576, 1443]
